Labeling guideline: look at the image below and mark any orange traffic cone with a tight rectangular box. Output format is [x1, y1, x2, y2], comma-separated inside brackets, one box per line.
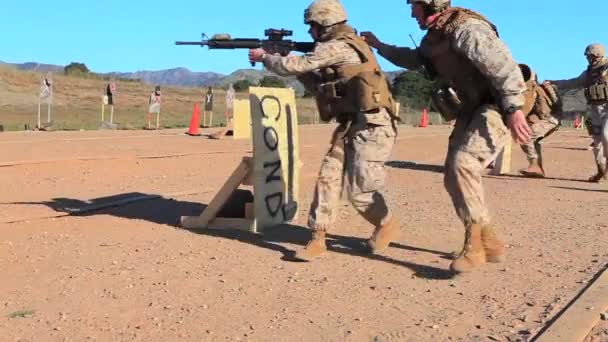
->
[186, 103, 201, 136]
[419, 108, 428, 128]
[573, 114, 581, 129]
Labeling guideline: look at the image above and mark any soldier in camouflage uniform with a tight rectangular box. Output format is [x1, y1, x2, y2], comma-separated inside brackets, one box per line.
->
[517, 64, 561, 178]
[362, 0, 532, 273]
[249, 0, 400, 261]
[549, 44, 608, 182]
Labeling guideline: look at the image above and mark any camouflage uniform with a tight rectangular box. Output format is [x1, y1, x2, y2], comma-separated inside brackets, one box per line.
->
[372, 4, 525, 272]
[518, 64, 561, 176]
[260, 1, 398, 260]
[520, 117, 559, 163]
[551, 46, 608, 181]
[264, 38, 396, 233]
[376, 11, 524, 227]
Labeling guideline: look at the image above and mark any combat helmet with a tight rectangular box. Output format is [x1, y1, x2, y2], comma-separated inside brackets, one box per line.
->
[304, 0, 347, 27]
[584, 43, 605, 58]
[407, 0, 451, 13]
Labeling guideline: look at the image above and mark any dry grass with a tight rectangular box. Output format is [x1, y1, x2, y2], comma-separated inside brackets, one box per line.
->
[0, 67, 441, 131]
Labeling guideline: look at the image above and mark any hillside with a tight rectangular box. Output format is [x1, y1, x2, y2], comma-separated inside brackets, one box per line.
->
[0, 67, 319, 131]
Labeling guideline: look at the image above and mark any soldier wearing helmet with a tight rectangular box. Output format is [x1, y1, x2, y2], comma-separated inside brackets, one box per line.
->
[549, 43, 608, 183]
[249, 0, 400, 261]
[515, 64, 562, 178]
[361, 0, 532, 273]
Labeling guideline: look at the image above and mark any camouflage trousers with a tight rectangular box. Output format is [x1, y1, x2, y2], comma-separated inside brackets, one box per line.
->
[520, 117, 559, 161]
[589, 103, 608, 169]
[308, 115, 396, 232]
[444, 105, 510, 226]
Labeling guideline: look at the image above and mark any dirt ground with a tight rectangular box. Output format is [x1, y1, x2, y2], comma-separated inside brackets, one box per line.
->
[0, 125, 606, 341]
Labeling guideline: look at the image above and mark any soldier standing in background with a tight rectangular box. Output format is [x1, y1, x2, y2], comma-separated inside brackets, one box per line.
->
[517, 64, 562, 178]
[549, 44, 608, 182]
[249, 0, 400, 261]
[361, 0, 531, 273]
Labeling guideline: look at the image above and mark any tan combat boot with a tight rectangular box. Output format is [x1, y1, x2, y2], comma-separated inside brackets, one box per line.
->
[450, 224, 486, 273]
[293, 230, 327, 261]
[519, 159, 545, 178]
[481, 225, 506, 263]
[367, 219, 400, 254]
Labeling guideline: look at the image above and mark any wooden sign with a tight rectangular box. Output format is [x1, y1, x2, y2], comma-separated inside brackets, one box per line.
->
[249, 86, 300, 230]
[233, 99, 251, 140]
[180, 87, 301, 233]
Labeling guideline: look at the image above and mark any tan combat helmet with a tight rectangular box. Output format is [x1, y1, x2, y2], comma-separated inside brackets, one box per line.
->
[584, 43, 605, 58]
[304, 0, 347, 27]
[407, 0, 451, 12]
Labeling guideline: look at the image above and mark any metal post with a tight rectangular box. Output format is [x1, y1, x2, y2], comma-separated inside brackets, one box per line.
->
[37, 100, 41, 129]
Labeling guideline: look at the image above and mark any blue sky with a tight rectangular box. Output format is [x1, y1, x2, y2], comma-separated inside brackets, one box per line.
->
[2, 1, 606, 80]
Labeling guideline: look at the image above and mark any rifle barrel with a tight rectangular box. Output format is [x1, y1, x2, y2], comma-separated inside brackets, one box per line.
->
[175, 41, 207, 45]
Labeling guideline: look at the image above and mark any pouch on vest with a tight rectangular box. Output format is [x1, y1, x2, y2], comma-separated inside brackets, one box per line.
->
[587, 84, 608, 101]
[347, 70, 393, 114]
[431, 87, 460, 121]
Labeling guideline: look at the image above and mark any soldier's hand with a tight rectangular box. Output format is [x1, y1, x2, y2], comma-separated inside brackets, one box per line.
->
[507, 110, 532, 144]
[248, 48, 267, 63]
[360, 31, 381, 49]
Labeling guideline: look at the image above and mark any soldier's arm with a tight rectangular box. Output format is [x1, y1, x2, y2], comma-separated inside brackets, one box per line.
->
[549, 71, 586, 90]
[452, 19, 526, 111]
[262, 41, 355, 76]
[376, 43, 423, 70]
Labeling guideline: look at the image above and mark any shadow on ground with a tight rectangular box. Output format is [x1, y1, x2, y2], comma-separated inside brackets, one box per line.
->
[550, 186, 608, 193]
[14, 192, 455, 280]
[484, 174, 590, 183]
[386, 160, 444, 174]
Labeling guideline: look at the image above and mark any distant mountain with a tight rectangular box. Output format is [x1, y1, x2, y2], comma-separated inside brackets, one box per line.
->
[6, 60, 401, 89]
[111, 67, 225, 87]
[14, 62, 64, 74]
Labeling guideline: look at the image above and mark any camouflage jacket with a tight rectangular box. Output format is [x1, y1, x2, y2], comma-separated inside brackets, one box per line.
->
[262, 39, 393, 125]
[376, 12, 525, 112]
[551, 57, 608, 89]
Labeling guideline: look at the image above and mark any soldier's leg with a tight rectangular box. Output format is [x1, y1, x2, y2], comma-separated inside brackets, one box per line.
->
[346, 123, 398, 253]
[589, 106, 608, 182]
[295, 125, 347, 261]
[444, 106, 509, 273]
[519, 119, 559, 177]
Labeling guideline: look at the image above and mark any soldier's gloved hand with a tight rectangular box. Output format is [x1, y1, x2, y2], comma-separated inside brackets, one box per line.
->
[507, 109, 532, 144]
[360, 31, 381, 49]
[248, 48, 267, 63]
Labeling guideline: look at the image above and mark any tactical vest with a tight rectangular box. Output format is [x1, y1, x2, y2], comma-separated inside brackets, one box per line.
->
[420, 7, 498, 119]
[315, 25, 396, 121]
[584, 58, 608, 104]
[519, 64, 562, 124]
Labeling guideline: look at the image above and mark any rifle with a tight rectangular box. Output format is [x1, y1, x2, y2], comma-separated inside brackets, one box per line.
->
[176, 29, 315, 66]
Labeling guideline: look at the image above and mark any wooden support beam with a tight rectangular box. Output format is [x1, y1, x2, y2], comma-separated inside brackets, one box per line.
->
[180, 157, 252, 230]
[535, 265, 608, 342]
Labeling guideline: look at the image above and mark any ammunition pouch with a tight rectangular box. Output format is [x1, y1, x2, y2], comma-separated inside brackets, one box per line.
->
[431, 87, 461, 121]
[585, 83, 608, 103]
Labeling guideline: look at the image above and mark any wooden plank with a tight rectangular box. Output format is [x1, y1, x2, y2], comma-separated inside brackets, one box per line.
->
[490, 138, 512, 175]
[233, 99, 252, 140]
[249, 87, 301, 231]
[244, 202, 255, 220]
[180, 158, 251, 229]
[536, 265, 608, 342]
